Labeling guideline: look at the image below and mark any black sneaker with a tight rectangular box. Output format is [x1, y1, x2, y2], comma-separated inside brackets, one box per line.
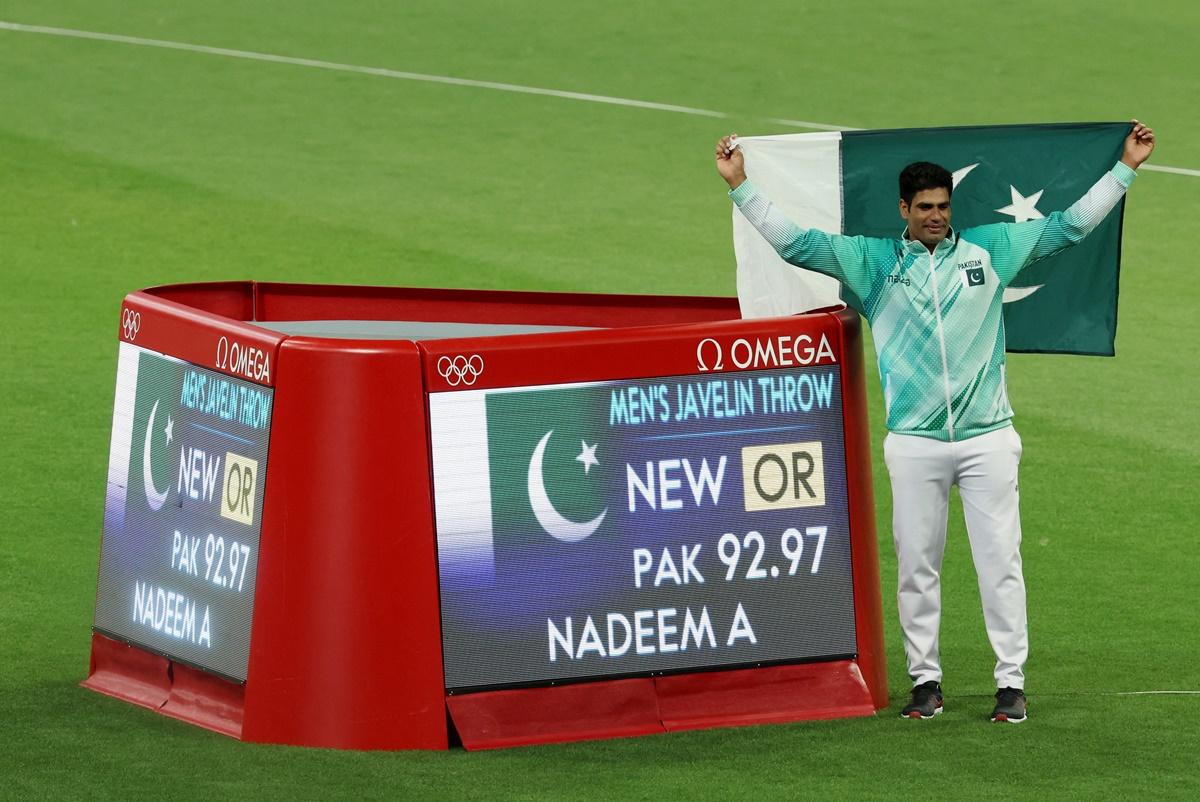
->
[991, 687, 1027, 723]
[900, 680, 943, 719]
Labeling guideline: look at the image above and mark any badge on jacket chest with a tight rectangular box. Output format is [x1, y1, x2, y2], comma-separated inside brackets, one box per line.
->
[961, 266, 986, 288]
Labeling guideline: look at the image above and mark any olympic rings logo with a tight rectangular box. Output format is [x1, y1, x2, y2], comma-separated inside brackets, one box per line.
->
[121, 308, 141, 341]
[437, 354, 484, 386]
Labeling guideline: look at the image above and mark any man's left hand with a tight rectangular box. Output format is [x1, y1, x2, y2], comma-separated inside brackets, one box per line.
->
[1122, 120, 1155, 169]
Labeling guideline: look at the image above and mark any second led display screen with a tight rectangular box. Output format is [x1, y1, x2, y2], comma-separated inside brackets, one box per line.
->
[430, 364, 857, 691]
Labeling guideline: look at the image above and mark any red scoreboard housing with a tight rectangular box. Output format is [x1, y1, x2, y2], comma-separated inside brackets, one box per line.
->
[84, 281, 887, 750]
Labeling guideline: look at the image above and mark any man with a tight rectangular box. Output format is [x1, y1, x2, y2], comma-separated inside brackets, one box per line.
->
[715, 122, 1155, 723]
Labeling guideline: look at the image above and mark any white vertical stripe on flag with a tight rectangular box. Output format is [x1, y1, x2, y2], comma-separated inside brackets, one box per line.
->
[733, 131, 844, 318]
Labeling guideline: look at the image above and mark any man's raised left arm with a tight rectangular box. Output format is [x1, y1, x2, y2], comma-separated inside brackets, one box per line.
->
[989, 121, 1155, 285]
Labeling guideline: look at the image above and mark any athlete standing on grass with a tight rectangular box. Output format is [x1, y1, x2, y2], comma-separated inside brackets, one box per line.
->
[715, 121, 1155, 723]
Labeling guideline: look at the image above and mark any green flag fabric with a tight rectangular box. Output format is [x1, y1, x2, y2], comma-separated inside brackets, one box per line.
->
[734, 122, 1130, 355]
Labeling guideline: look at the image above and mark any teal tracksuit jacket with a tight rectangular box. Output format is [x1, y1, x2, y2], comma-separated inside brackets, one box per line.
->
[730, 161, 1136, 441]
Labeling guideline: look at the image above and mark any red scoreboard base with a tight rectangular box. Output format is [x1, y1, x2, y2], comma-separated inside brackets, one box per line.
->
[449, 661, 875, 750]
[84, 633, 246, 739]
[87, 630, 877, 751]
[85, 282, 888, 750]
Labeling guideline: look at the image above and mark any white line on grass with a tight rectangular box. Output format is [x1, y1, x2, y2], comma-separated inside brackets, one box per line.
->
[0, 21, 728, 119]
[1, 19, 1196, 178]
[1137, 164, 1200, 177]
[1113, 690, 1200, 696]
[764, 117, 859, 133]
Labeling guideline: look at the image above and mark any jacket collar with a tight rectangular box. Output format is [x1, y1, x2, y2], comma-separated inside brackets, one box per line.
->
[901, 227, 957, 257]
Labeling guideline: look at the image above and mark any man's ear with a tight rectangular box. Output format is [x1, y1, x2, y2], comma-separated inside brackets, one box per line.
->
[898, 198, 910, 220]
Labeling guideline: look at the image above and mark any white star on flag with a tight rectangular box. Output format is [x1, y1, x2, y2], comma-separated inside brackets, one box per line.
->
[165, 415, 174, 444]
[995, 186, 1046, 223]
[575, 440, 599, 474]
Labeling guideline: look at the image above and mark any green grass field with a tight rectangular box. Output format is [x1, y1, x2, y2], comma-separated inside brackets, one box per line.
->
[3, 1, 1199, 798]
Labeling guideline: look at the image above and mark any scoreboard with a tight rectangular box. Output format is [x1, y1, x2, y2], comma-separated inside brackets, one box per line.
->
[94, 343, 273, 681]
[432, 364, 856, 690]
[84, 281, 885, 751]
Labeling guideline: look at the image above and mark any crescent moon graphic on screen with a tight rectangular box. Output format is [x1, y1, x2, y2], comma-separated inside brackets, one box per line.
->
[952, 163, 1043, 304]
[142, 400, 169, 511]
[527, 430, 607, 543]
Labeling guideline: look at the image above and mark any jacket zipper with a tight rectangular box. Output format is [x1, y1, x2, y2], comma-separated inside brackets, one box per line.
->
[926, 249, 955, 441]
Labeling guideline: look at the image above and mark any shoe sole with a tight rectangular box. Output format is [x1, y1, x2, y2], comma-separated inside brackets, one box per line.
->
[990, 712, 1027, 723]
[901, 705, 943, 720]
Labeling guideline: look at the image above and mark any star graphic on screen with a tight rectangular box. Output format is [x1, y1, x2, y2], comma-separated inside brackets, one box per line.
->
[164, 415, 174, 444]
[995, 186, 1046, 222]
[575, 440, 599, 475]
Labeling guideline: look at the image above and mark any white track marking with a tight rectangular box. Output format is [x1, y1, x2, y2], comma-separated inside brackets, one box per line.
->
[1140, 164, 1200, 177]
[1, 19, 1196, 178]
[0, 21, 727, 119]
[765, 117, 860, 133]
[1113, 690, 1200, 696]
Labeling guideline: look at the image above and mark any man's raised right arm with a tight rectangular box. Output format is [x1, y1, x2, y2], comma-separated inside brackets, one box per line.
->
[717, 134, 876, 299]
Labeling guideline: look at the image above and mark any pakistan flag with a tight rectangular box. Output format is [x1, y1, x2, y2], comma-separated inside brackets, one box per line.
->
[484, 385, 618, 606]
[734, 122, 1130, 355]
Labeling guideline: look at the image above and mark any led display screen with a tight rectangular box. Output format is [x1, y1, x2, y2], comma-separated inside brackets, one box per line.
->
[93, 342, 273, 681]
[431, 364, 856, 691]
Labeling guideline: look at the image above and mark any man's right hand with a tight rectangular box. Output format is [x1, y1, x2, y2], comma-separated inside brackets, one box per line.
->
[716, 134, 747, 190]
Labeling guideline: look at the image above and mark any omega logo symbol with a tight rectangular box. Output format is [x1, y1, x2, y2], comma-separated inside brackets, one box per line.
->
[696, 338, 723, 372]
[215, 336, 272, 383]
[696, 334, 836, 373]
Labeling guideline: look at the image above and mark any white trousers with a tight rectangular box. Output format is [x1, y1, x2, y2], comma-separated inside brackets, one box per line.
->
[883, 426, 1027, 690]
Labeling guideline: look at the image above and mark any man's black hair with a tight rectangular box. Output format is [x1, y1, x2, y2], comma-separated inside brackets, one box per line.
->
[899, 162, 953, 206]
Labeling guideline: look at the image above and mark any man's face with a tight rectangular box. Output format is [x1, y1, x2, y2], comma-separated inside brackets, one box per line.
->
[899, 188, 952, 248]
